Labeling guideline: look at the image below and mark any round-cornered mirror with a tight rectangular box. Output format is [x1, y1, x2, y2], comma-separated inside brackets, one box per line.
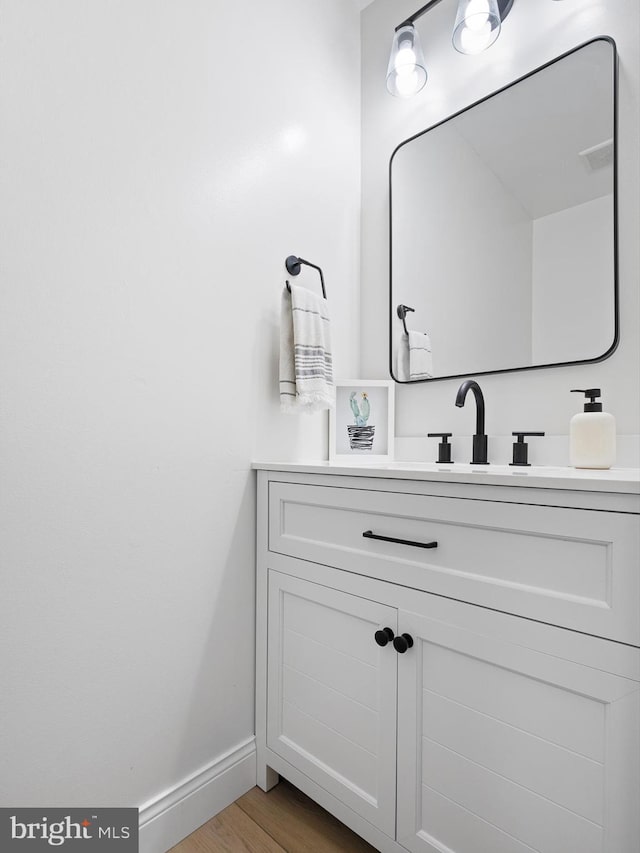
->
[390, 37, 617, 383]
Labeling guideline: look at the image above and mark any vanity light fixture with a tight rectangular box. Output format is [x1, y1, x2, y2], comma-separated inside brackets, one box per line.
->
[386, 0, 515, 97]
[452, 0, 505, 55]
[386, 23, 428, 97]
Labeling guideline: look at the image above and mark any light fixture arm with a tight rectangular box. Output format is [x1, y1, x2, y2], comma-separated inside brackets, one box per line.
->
[397, 0, 445, 31]
[396, 0, 514, 31]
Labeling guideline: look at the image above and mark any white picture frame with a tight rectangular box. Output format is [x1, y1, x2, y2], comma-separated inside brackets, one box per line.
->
[329, 380, 395, 463]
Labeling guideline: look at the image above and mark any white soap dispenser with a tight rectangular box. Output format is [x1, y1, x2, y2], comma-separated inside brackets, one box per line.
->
[569, 388, 616, 469]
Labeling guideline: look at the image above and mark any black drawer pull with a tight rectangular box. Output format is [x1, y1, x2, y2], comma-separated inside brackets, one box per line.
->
[362, 530, 438, 549]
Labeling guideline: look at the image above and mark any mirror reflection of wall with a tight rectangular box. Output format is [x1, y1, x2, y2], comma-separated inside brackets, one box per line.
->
[390, 38, 616, 382]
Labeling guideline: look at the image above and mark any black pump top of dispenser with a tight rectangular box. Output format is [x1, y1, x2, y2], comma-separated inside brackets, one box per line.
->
[571, 388, 603, 413]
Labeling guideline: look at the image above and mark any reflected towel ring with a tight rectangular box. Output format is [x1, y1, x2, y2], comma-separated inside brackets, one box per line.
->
[285, 255, 327, 299]
[397, 304, 415, 335]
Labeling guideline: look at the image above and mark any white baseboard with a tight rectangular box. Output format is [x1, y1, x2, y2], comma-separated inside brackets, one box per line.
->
[139, 737, 256, 853]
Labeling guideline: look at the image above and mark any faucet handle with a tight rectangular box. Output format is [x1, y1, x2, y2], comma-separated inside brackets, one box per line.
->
[427, 432, 453, 464]
[510, 431, 545, 467]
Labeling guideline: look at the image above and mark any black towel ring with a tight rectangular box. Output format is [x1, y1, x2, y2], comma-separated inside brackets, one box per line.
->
[397, 304, 415, 335]
[285, 255, 327, 299]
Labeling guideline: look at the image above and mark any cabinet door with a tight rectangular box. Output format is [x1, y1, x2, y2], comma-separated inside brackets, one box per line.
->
[267, 570, 398, 836]
[396, 604, 640, 853]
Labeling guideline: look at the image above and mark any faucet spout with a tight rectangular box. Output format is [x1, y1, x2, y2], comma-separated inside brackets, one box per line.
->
[455, 380, 489, 464]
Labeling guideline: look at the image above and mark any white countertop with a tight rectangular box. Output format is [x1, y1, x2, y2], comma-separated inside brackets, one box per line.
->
[252, 460, 640, 494]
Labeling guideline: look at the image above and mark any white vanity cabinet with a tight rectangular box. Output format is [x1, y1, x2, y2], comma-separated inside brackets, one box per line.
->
[255, 465, 640, 853]
[395, 602, 638, 853]
[266, 570, 398, 837]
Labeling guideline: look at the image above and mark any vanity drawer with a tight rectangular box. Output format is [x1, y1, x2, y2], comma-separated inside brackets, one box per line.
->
[268, 481, 640, 645]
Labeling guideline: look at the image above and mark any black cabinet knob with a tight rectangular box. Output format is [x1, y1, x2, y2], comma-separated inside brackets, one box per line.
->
[393, 633, 414, 654]
[374, 627, 395, 647]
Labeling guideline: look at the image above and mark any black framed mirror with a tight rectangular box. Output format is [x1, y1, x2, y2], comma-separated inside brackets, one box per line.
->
[389, 37, 618, 383]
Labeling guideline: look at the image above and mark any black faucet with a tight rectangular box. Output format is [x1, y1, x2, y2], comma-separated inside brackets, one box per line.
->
[455, 380, 489, 464]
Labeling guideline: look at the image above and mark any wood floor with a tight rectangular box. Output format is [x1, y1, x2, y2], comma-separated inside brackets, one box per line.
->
[168, 778, 378, 853]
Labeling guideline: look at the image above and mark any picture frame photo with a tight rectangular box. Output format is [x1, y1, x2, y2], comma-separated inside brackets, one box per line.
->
[329, 380, 395, 463]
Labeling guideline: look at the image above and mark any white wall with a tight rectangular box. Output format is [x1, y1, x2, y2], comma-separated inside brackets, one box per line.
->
[0, 0, 360, 814]
[532, 195, 614, 364]
[361, 0, 640, 465]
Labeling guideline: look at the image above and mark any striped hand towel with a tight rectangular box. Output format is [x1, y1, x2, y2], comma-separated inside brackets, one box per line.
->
[395, 333, 410, 381]
[280, 284, 334, 412]
[408, 330, 433, 380]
